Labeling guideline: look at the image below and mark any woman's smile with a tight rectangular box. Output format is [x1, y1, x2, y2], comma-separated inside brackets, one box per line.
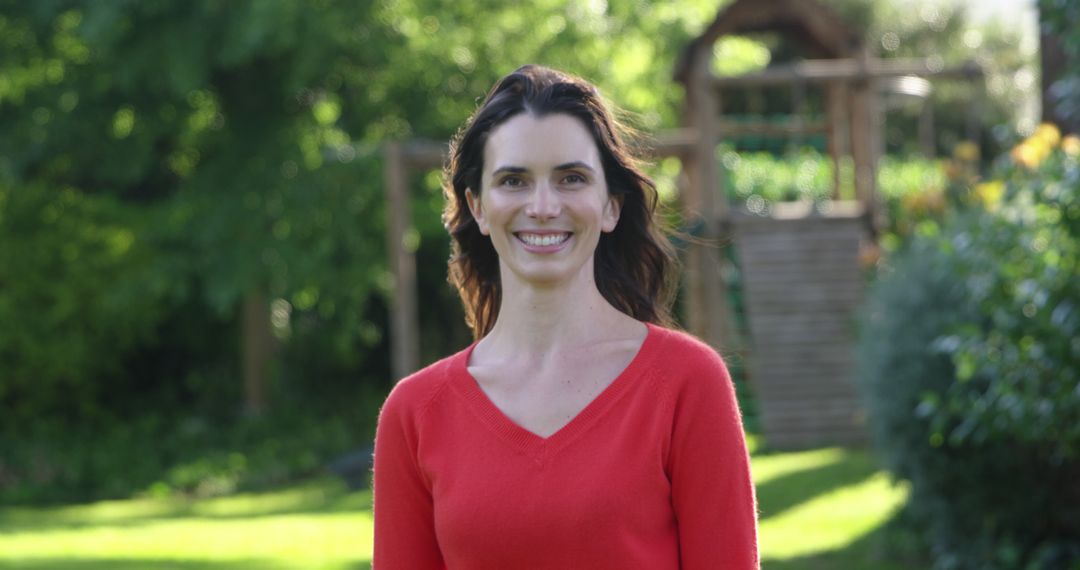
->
[515, 231, 572, 250]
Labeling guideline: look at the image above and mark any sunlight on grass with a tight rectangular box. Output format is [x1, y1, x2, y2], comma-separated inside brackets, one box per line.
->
[1, 478, 368, 527]
[0, 447, 909, 569]
[759, 470, 909, 560]
[751, 446, 849, 485]
[0, 478, 373, 570]
[750, 445, 911, 567]
[0, 513, 371, 564]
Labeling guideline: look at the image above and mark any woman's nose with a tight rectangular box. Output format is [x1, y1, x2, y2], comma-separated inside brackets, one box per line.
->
[525, 181, 561, 220]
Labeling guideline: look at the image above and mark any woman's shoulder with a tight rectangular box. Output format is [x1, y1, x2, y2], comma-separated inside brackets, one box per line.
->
[381, 345, 471, 418]
[647, 324, 729, 371]
[644, 324, 733, 396]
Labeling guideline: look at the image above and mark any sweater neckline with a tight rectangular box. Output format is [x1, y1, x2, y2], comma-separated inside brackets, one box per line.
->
[451, 322, 661, 463]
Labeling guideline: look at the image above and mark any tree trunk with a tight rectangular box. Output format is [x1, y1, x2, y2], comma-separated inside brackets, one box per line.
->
[242, 292, 273, 416]
[1041, 28, 1080, 134]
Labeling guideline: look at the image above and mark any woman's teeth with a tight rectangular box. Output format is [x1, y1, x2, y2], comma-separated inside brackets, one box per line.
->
[518, 233, 569, 246]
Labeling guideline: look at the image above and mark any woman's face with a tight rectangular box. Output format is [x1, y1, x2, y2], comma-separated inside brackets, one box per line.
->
[466, 112, 620, 289]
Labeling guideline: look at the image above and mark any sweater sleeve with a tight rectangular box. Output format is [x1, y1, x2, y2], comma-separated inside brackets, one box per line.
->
[372, 381, 446, 570]
[667, 346, 760, 569]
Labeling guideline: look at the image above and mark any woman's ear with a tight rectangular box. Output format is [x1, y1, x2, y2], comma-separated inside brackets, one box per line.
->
[601, 194, 621, 233]
[465, 189, 489, 235]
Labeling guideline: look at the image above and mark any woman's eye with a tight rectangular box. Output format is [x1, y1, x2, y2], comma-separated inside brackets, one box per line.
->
[562, 173, 586, 184]
[501, 176, 525, 188]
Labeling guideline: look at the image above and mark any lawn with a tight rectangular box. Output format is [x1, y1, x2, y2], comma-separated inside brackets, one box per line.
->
[0, 443, 910, 569]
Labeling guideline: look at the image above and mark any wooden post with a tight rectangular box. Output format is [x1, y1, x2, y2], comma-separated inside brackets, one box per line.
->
[919, 97, 936, 158]
[384, 142, 420, 381]
[683, 56, 738, 352]
[826, 82, 850, 199]
[849, 53, 879, 230]
[790, 79, 807, 152]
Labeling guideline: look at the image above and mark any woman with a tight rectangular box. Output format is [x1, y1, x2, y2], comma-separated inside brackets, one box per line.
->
[373, 64, 759, 569]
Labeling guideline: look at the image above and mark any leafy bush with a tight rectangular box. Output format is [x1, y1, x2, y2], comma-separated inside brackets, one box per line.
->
[858, 127, 1080, 568]
[718, 147, 946, 238]
[0, 402, 377, 505]
[0, 183, 173, 430]
[719, 147, 944, 204]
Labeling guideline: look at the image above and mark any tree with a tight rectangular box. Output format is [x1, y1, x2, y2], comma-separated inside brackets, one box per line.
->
[0, 0, 721, 426]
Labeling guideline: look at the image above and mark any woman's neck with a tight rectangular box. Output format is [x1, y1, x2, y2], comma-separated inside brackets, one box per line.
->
[478, 263, 637, 363]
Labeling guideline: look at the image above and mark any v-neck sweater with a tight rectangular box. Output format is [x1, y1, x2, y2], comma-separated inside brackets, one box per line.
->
[372, 323, 759, 569]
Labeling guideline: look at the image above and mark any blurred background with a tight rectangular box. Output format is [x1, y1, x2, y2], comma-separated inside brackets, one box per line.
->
[1, 0, 1077, 568]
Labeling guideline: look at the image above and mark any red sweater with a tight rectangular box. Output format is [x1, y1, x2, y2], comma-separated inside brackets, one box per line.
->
[373, 323, 759, 569]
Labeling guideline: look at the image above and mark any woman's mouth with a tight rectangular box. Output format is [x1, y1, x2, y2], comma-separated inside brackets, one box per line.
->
[515, 232, 572, 248]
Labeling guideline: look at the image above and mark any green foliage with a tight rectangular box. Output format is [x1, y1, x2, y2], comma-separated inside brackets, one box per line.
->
[0, 183, 171, 429]
[857, 139, 1080, 568]
[718, 146, 942, 214]
[720, 147, 836, 205]
[0, 401, 379, 504]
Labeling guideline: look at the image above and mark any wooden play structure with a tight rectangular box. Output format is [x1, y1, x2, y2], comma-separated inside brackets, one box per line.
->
[384, 0, 983, 448]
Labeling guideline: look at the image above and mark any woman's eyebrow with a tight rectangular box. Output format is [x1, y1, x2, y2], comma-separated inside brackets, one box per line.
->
[492, 165, 528, 176]
[554, 161, 595, 173]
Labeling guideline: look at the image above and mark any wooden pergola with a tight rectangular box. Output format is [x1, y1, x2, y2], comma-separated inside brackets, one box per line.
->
[673, 0, 981, 447]
[383, 0, 982, 448]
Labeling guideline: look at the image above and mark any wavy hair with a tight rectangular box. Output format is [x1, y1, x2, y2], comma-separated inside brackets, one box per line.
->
[443, 64, 678, 339]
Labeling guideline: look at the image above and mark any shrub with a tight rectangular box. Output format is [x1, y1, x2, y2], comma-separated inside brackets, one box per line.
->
[0, 403, 374, 504]
[0, 183, 171, 431]
[857, 126, 1080, 568]
[718, 147, 944, 212]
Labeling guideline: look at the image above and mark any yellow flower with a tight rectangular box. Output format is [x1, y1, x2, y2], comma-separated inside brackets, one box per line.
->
[1063, 135, 1080, 157]
[952, 141, 980, 162]
[1033, 123, 1061, 148]
[974, 180, 1005, 210]
[901, 189, 945, 215]
[1011, 141, 1047, 169]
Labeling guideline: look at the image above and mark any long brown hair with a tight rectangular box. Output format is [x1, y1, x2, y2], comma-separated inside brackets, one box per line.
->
[443, 64, 678, 339]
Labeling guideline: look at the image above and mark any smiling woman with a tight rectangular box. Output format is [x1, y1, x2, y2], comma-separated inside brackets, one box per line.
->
[372, 65, 759, 569]
[443, 65, 680, 338]
[465, 113, 619, 289]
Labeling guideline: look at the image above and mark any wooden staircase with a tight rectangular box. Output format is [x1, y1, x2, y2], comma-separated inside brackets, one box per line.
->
[732, 201, 869, 448]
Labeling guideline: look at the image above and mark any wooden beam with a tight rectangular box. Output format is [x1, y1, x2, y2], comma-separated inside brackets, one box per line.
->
[716, 120, 829, 136]
[403, 140, 447, 169]
[648, 128, 698, 157]
[384, 142, 420, 381]
[710, 58, 982, 88]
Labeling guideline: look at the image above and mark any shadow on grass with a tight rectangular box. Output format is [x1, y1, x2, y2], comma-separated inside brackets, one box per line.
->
[0, 560, 371, 570]
[0, 476, 371, 533]
[755, 449, 879, 521]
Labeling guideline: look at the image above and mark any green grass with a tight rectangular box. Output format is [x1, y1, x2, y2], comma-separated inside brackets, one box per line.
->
[753, 444, 911, 569]
[0, 444, 911, 569]
[0, 479, 373, 570]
